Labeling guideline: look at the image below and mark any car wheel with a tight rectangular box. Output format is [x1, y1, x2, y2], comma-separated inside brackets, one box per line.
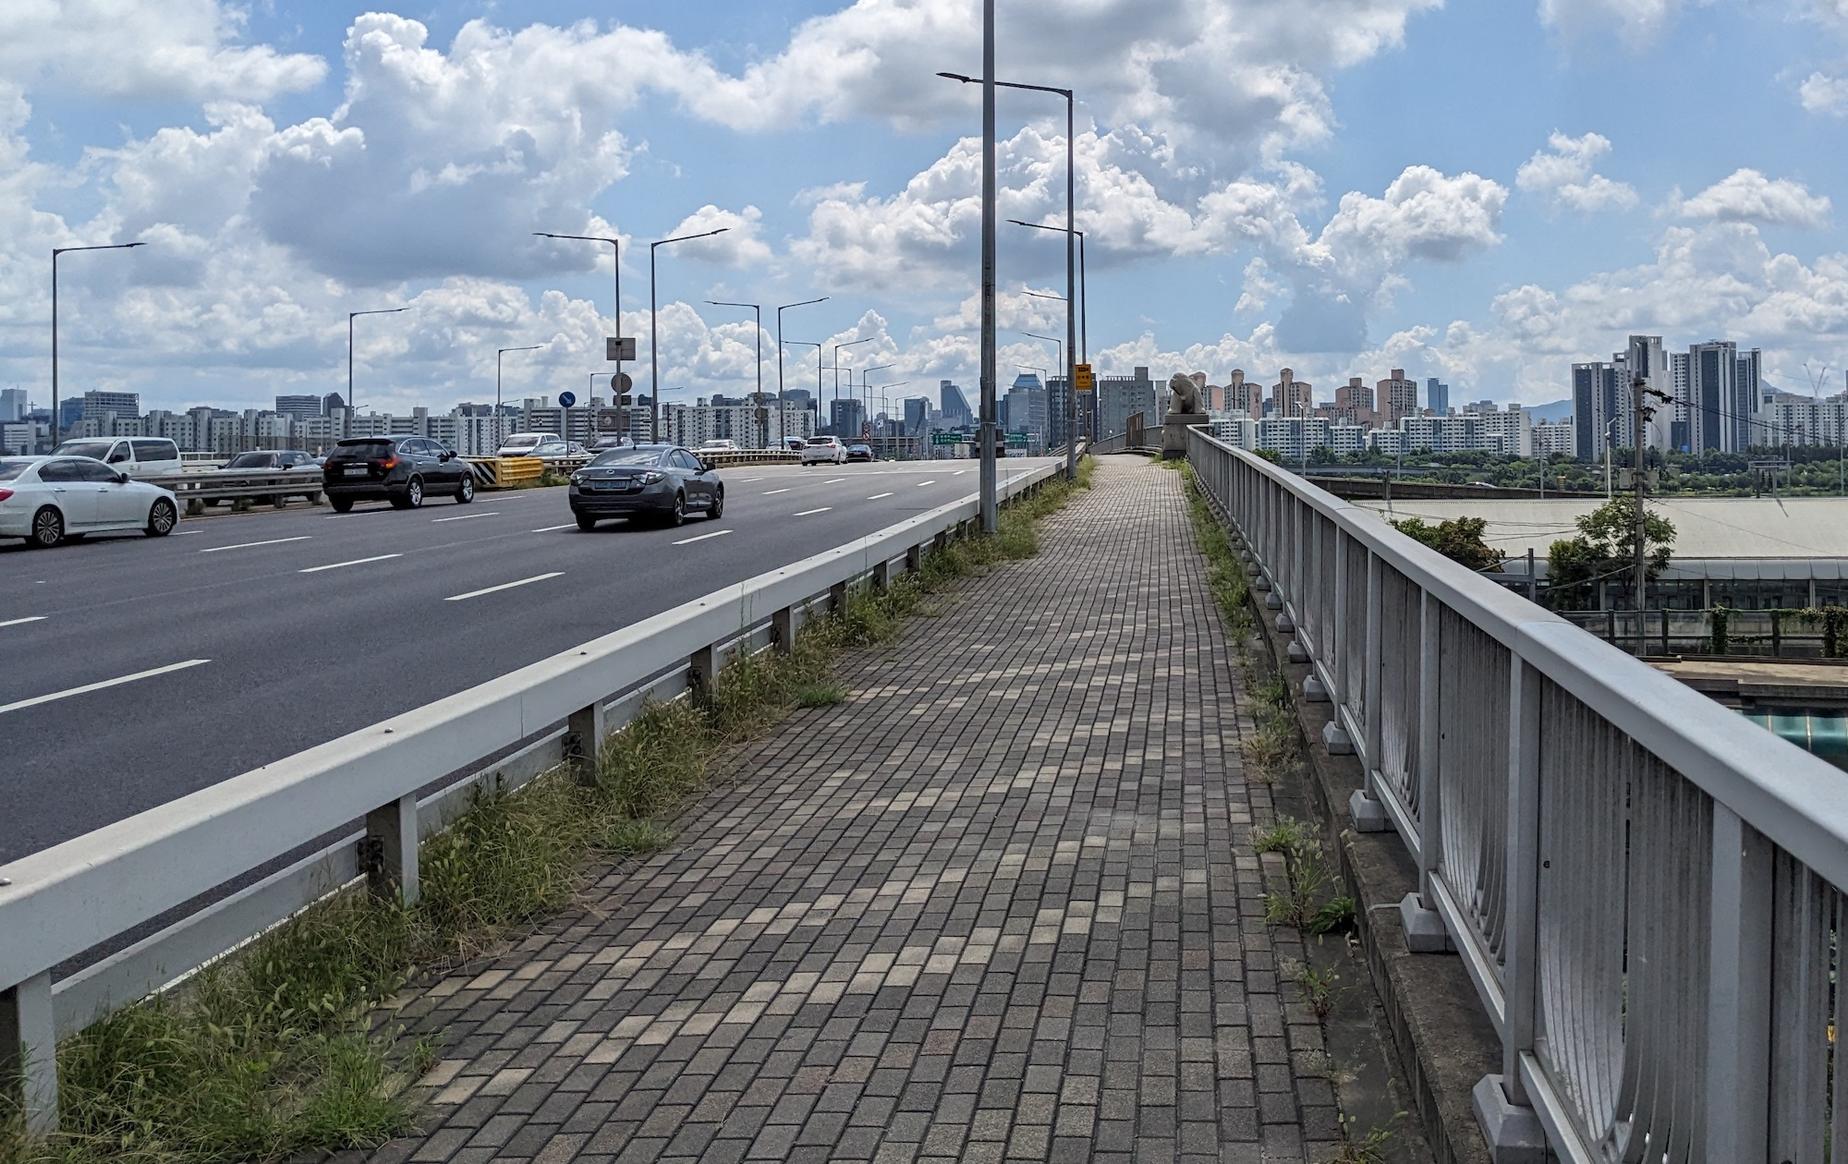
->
[406, 476, 425, 509]
[667, 492, 686, 526]
[28, 506, 63, 548]
[456, 475, 475, 504]
[331, 496, 354, 514]
[145, 499, 177, 537]
[709, 488, 724, 520]
[575, 513, 597, 531]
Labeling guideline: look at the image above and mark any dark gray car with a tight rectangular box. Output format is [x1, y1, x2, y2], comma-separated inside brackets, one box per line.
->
[322, 435, 476, 512]
[569, 444, 722, 529]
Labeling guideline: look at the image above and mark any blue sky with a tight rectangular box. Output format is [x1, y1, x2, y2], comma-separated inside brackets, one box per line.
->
[3, 0, 1847, 417]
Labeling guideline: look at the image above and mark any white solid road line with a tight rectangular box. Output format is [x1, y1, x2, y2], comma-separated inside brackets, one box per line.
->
[867, 492, 894, 500]
[200, 536, 311, 554]
[672, 529, 733, 545]
[739, 477, 765, 483]
[915, 479, 936, 487]
[432, 511, 499, 523]
[173, 530, 203, 536]
[762, 488, 792, 495]
[792, 507, 833, 517]
[531, 522, 578, 533]
[823, 477, 847, 484]
[0, 658, 211, 716]
[444, 572, 563, 602]
[300, 553, 403, 574]
[0, 616, 47, 629]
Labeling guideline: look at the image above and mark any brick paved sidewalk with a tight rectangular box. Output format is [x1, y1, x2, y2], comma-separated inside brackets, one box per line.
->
[370, 457, 1341, 1164]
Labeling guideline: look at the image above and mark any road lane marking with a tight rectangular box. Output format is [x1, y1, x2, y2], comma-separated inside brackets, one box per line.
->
[200, 536, 311, 554]
[0, 659, 211, 716]
[432, 511, 499, 523]
[867, 492, 894, 500]
[792, 507, 833, 517]
[531, 522, 578, 533]
[915, 479, 937, 487]
[0, 616, 47, 629]
[739, 477, 765, 483]
[952, 470, 968, 476]
[300, 553, 403, 574]
[823, 477, 847, 484]
[444, 572, 563, 602]
[762, 488, 791, 495]
[673, 529, 733, 545]
[173, 530, 202, 536]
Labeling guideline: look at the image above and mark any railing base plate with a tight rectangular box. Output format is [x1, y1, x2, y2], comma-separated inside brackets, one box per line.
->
[1349, 790, 1391, 833]
[1321, 722, 1353, 755]
[1286, 640, 1309, 663]
[1399, 893, 1455, 953]
[1302, 676, 1329, 703]
[1472, 1076, 1547, 1164]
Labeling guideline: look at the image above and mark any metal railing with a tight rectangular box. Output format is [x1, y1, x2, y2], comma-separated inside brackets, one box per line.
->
[1188, 426, 1848, 1164]
[140, 468, 325, 513]
[0, 463, 1059, 1134]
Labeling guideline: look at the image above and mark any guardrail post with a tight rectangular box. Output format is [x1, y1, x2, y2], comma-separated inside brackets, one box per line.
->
[689, 643, 717, 705]
[829, 580, 848, 613]
[1472, 657, 1547, 1162]
[2, 971, 58, 1135]
[1703, 805, 1771, 1163]
[771, 605, 795, 655]
[1400, 588, 1452, 951]
[1349, 550, 1389, 832]
[872, 559, 891, 590]
[906, 543, 923, 574]
[363, 795, 420, 906]
[565, 700, 606, 784]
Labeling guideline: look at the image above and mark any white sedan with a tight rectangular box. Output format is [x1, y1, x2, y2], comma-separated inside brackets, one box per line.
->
[800, 436, 848, 465]
[0, 456, 180, 548]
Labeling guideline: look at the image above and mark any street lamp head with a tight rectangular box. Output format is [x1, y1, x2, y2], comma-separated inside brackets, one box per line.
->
[936, 71, 975, 84]
[499, 344, 543, 356]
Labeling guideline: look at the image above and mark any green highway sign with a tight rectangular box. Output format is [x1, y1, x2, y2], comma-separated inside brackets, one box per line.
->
[931, 431, 967, 445]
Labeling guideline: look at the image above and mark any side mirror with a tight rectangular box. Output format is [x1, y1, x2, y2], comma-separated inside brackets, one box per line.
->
[701, 458, 716, 472]
[439, 451, 454, 461]
[114, 471, 130, 485]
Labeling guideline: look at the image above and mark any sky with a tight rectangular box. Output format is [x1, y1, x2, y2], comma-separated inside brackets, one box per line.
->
[3, 0, 1848, 418]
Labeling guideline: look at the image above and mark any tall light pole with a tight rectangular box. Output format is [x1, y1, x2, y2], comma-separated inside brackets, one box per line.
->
[497, 345, 542, 447]
[1011, 221, 1086, 364]
[861, 362, 894, 445]
[877, 381, 911, 457]
[833, 336, 875, 433]
[785, 340, 824, 438]
[534, 231, 622, 392]
[941, 68, 1077, 485]
[348, 306, 410, 428]
[50, 241, 146, 449]
[708, 301, 763, 442]
[776, 297, 828, 448]
[650, 226, 730, 442]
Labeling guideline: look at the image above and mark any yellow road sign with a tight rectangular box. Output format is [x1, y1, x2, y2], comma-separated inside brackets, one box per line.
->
[1074, 363, 1095, 392]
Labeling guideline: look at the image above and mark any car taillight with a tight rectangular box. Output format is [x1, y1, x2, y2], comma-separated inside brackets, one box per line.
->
[377, 456, 397, 470]
[0, 489, 12, 503]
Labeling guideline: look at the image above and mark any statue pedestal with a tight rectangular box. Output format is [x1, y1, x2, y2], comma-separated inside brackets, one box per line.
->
[1163, 413, 1205, 459]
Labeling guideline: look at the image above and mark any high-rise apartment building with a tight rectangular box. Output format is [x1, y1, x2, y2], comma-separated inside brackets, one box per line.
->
[1270, 368, 1312, 418]
[1573, 360, 1625, 462]
[80, 390, 139, 421]
[1425, 377, 1450, 417]
[903, 397, 929, 435]
[830, 398, 866, 438]
[1689, 340, 1744, 452]
[1377, 369, 1417, 427]
[274, 394, 324, 422]
[1224, 370, 1259, 417]
[1333, 377, 1374, 424]
[0, 389, 27, 422]
[1098, 366, 1156, 439]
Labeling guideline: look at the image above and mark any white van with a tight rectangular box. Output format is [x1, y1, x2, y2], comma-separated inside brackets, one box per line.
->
[52, 437, 183, 478]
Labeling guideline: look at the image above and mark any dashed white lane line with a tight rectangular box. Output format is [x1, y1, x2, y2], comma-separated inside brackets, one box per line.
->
[673, 529, 733, 545]
[762, 488, 792, 495]
[173, 530, 202, 536]
[200, 536, 311, 554]
[792, 507, 833, 517]
[823, 477, 847, 484]
[738, 477, 766, 483]
[0, 659, 211, 716]
[432, 511, 499, 523]
[300, 553, 403, 574]
[867, 492, 894, 500]
[0, 616, 47, 629]
[531, 522, 578, 533]
[952, 470, 968, 476]
[915, 479, 937, 487]
[444, 572, 563, 602]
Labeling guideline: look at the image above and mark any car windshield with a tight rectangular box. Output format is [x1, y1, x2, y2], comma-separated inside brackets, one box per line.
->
[806, 437, 834, 446]
[225, 453, 273, 468]
[588, 448, 667, 467]
[331, 440, 394, 458]
[503, 435, 546, 448]
[0, 460, 32, 481]
[54, 441, 112, 460]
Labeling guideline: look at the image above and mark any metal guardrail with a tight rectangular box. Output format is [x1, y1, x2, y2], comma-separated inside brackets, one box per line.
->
[140, 469, 324, 514]
[0, 463, 1060, 1134]
[1187, 426, 1848, 1164]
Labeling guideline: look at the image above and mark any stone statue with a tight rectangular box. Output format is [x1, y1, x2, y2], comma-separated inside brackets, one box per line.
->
[1167, 372, 1203, 416]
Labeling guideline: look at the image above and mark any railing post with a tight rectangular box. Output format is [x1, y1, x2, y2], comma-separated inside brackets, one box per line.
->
[565, 700, 606, 783]
[1350, 550, 1389, 832]
[872, 559, 891, 590]
[1400, 588, 1452, 951]
[829, 580, 848, 613]
[906, 543, 923, 574]
[2, 971, 58, 1136]
[1472, 657, 1547, 1162]
[1323, 531, 1353, 754]
[771, 605, 795, 656]
[1703, 805, 1771, 1163]
[363, 793, 420, 906]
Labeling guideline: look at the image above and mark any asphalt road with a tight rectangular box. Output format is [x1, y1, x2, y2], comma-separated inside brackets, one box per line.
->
[0, 459, 1057, 863]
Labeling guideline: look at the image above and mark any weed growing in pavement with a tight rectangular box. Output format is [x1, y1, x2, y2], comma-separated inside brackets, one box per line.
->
[0, 459, 1095, 1164]
[1287, 958, 1342, 1021]
[1331, 1115, 1404, 1164]
[1258, 818, 1355, 939]
[1253, 817, 1310, 856]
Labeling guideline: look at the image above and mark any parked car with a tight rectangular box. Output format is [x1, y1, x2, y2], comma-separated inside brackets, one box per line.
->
[497, 432, 567, 459]
[0, 456, 179, 547]
[589, 435, 634, 452]
[222, 450, 319, 471]
[845, 443, 875, 463]
[784, 437, 808, 452]
[321, 435, 475, 513]
[50, 437, 182, 478]
[569, 444, 722, 529]
[699, 439, 738, 452]
[801, 436, 847, 466]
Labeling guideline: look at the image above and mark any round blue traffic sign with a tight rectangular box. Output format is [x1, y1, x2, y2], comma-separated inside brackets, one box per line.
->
[558, 391, 577, 408]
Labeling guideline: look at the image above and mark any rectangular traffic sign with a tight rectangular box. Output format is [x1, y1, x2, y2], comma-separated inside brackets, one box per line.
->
[606, 336, 637, 361]
[1073, 363, 1095, 392]
[931, 431, 966, 445]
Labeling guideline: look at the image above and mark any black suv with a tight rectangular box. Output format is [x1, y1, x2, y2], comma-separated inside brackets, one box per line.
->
[322, 436, 476, 513]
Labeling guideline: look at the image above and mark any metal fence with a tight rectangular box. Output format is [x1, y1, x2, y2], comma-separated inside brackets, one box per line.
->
[1188, 426, 1848, 1164]
[0, 463, 1059, 1134]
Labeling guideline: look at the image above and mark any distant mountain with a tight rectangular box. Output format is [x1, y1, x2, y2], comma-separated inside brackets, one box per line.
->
[1526, 398, 1572, 422]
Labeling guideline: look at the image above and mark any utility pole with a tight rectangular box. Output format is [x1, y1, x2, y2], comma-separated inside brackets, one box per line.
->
[1632, 375, 1649, 656]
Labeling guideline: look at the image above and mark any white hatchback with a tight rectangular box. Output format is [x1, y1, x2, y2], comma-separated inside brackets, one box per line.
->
[0, 456, 180, 547]
[801, 436, 848, 465]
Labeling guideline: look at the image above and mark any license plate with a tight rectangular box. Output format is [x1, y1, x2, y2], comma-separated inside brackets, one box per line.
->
[343, 466, 366, 477]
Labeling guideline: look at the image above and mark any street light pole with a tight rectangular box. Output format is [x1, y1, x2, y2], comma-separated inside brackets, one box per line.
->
[497, 345, 542, 447]
[650, 226, 730, 443]
[708, 300, 763, 444]
[833, 337, 875, 434]
[1012, 223, 1086, 364]
[785, 340, 824, 439]
[776, 297, 827, 448]
[862, 363, 894, 448]
[534, 231, 622, 395]
[50, 241, 145, 448]
[348, 306, 410, 430]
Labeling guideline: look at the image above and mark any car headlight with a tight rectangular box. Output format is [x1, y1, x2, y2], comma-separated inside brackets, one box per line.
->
[570, 473, 584, 485]
[639, 471, 665, 484]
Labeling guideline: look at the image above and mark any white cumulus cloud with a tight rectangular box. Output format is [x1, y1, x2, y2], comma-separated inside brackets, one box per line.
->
[1800, 71, 1848, 116]
[1678, 169, 1832, 229]
[1515, 131, 1639, 213]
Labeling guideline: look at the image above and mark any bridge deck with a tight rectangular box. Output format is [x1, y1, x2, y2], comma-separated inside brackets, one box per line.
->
[364, 459, 1344, 1163]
